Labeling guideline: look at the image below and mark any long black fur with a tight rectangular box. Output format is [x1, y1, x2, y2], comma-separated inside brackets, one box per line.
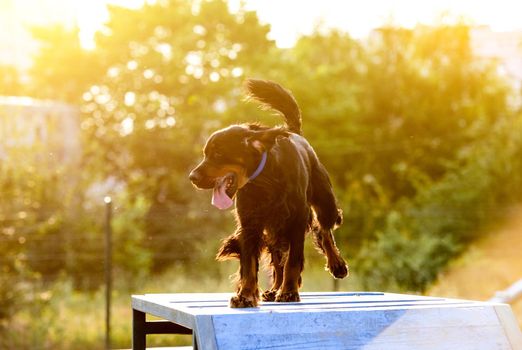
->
[190, 79, 348, 308]
[245, 79, 302, 135]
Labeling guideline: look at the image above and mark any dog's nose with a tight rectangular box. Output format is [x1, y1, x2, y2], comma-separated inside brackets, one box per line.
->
[189, 170, 202, 183]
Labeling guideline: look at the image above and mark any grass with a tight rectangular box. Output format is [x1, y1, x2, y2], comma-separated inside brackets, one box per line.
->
[6, 237, 362, 349]
[11, 207, 522, 350]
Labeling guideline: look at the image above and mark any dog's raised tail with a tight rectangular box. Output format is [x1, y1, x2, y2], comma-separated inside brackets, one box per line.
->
[245, 79, 302, 135]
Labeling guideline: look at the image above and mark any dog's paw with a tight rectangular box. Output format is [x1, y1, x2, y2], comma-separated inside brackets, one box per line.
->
[229, 294, 258, 308]
[261, 289, 278, 302]
[275, 290, 300, 303]
[327, 258, 349, 279]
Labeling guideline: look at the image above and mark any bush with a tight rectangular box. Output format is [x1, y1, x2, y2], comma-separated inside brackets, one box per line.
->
[356, 114, 522, 291]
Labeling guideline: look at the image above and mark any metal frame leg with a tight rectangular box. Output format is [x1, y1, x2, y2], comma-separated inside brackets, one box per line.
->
[193, 333, 199, 350]
[132, 309, 146, 350]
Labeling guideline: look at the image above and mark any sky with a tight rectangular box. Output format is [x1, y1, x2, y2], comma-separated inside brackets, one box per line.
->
[85, 0, 522, 48]
[231, 0, 522, 47]
[1, 0, 522, 54]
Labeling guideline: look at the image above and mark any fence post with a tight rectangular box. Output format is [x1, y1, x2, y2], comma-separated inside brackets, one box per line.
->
[333, 278, 339, 292]
[104, 196, 113, 350]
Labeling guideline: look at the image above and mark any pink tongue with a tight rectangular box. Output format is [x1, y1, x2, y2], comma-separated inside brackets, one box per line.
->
[211, 182, 234, 210]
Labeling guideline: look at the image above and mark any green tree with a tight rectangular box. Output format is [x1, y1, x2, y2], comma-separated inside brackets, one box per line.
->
[259, 25, 516, 291]
[83, 0, 279, 270]
[29, 25, 101, 103]
[358, 113, 522, 291]
[26, 1, 520, 293]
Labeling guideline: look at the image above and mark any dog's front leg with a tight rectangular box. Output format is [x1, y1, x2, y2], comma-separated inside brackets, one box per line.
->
[262, 247, 284, 302]
[229, 227, 263, 308]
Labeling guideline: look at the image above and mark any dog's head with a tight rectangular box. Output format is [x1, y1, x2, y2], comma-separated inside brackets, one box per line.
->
[189, 124, 288, 210]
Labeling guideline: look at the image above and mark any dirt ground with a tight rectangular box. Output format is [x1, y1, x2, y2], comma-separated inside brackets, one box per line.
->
[428, 206, 522, 328]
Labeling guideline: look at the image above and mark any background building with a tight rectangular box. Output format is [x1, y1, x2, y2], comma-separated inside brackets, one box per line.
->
[0, 96, 80, 162]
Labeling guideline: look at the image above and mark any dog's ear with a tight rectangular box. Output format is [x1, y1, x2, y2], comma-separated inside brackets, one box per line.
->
[246, 127, 289, 152]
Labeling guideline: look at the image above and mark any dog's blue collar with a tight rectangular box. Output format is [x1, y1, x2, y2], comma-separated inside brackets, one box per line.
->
[249, 151, 267, 181]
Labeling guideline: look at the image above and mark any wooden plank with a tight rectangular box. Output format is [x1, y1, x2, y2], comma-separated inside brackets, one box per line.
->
[131, 292, 522, 350]
[132, 296, 197, 329]
[494, 303, 522, 350]
[363, 306, 511, 350]
[490, 279, 522, 303]
[210, 305, 512, 350]
[134, 292, 467, 316]
[194, 315, 218, 350]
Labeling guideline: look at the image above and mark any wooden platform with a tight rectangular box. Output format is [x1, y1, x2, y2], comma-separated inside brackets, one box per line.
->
[131, 292, 522, 350]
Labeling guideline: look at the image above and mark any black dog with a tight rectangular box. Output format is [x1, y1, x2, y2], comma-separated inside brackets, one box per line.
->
[189, 79, 348, 308]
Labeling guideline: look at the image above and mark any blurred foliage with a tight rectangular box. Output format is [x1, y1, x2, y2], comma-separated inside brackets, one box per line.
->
[0, 65, 23, 95]
[358, 115, 522, 291]
[2, 2, 522, 344]
[78, 0, 278, 271]
[28, 25, 102, 103]
[0, 149, 63, 334]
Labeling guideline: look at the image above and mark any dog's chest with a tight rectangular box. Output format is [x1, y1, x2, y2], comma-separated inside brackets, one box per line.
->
[237, 180, 286, 206]
[263, 228, 290, 251]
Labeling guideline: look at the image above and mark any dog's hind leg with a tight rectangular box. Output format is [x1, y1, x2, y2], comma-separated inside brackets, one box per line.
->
[310, 165, 349, 279]
[312, 220, 349, 279]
